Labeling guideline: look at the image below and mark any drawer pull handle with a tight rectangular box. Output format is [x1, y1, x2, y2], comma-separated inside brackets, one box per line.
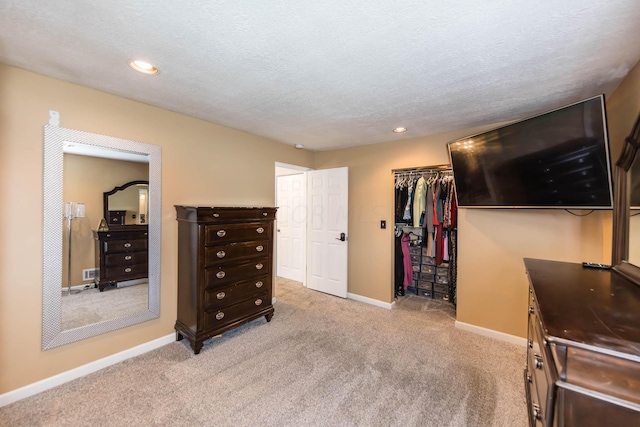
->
[124, 242, 132, 248]
[124, 267, 132, 273]
[532, 404, 542, 420]
[526, 372, 532, 383]
[216, 271, 226, 279]
[217, 230, 226, 237]
[124, 255, 132, 261]
[256, 245, 264, 252]
[256, 263, 263, 270]
[216, 292, 225, 299]
[534, 354, 543, 370]
[255, 281, 263, 288]
[216, 250, 226, 258]
[255, 299, 263, 306]
[262, 212, 268, 216]
[257, 227, 264, 234]
[215, 312, 225, 320]
[213, 213, 220, 218]
[106, 234, 111, 237]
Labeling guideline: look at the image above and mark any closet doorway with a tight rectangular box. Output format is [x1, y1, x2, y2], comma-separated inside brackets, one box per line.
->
[275, 163, 349, 298]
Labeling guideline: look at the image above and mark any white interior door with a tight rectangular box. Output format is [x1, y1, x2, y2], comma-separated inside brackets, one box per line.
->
[306, 167, 348, 298]
[276, 174, 306, 282]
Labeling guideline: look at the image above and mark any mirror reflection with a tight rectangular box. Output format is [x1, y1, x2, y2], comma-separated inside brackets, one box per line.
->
[43, 125, 160, 350]
[629, 160, 640, 266]
[61, 143, 150, 330]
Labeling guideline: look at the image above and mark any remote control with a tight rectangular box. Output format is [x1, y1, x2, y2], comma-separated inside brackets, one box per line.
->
[582, 262, 612, 270]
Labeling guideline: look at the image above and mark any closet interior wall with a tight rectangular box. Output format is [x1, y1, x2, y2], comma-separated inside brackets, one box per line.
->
[393, 165, 458, 305]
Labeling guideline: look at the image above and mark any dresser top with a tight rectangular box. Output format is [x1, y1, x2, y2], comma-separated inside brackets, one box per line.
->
[524, 258, 640, 360]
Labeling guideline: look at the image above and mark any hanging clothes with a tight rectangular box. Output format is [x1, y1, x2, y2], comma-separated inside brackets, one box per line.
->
[395, 185, 409, 223]
[413, 176, 427, 227]
[424, 181, 435, 256]
[401, 233, 413, 289]
[394, 235, 405, 296]
[403, 181, 414, 222]
[393, 167, 457, 299]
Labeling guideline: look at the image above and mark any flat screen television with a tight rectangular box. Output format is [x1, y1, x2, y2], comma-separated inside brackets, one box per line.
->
[447, 95, 613, 209]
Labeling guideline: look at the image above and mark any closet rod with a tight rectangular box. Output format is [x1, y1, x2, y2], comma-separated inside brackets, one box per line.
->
[392, 164, 451, 174]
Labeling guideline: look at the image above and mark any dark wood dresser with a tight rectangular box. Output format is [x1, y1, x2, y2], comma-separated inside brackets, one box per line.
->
[93, 227, 148, 292]
[174, 206, 277, 354]
[524, 258, 640, 426]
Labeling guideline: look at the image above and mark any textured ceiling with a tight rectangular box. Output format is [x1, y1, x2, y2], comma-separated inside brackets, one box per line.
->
[1, 1, 639, 151]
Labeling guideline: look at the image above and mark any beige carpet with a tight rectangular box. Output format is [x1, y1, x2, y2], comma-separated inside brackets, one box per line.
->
[1, 278, 527, 426]
[61, 282, 149, 330]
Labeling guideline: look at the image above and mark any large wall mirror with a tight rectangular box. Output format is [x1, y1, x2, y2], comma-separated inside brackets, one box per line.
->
[43, 125, 161, 350]
[612, 112, 640, 282]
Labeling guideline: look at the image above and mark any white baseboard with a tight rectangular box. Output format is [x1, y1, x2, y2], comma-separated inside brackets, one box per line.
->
[455, 321, 527, 346]
[0, 333, 175, 408]
[347, 292, 395, 310]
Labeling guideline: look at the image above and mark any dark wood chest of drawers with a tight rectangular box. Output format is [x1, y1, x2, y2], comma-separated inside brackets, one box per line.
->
[524, 258, 640, 426]
[93, 227, 148, 292]
[174, 206, 277, 354]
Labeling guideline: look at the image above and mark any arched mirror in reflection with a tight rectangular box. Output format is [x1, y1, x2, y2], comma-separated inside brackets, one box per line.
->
[43, 126, 161, 350]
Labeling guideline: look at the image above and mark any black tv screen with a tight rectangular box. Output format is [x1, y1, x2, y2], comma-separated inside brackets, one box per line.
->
[448, 95, 613, 209]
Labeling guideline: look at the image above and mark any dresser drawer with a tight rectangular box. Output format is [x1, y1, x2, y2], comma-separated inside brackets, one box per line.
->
[526, 373, 545, 426]
[105, 251, 147, 267]
[204, 292, 269, 330]
[205, 277, 270, 310]
[435, 275, 448, 285]
[104, 239, 147, 253]
[204, 240, 270, 265]
[104, 263, 148, 280]
[419, 273, 435, 282]
[528, 316, 552, 408]
[433, 283, 448, 294]
[422, 256, 435, 266]
[205, 259, 270, 287]
[205, 222, 272, 244]
[434, 290, 449, 301]
[99, 230, 148, 240]
[197, 208, 276, 222]
[420, 264, 435, 274]
[417, 280, 433, 290]
[409, 246, 422, 256]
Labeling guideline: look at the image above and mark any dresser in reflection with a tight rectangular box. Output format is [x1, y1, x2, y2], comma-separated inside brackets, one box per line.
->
[524, 258, 640, 426]
[93, 227, 148, 292]
[174, 206, 277, 354]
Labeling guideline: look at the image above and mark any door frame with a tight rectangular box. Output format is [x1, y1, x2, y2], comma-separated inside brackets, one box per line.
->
[275, 162, 313, 288]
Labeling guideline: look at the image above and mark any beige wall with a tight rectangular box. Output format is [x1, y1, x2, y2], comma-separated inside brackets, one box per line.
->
[63, 154, 149, 288]
[0, 64, 313, 394]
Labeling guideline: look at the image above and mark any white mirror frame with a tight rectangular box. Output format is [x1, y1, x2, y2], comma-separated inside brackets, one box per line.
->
[42, 125, 161, 350]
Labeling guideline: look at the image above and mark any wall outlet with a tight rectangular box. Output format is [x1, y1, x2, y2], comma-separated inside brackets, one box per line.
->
[82, 268, 98, 281]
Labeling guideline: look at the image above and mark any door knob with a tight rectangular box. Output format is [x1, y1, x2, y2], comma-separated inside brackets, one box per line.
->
[336, 232, 346, 242]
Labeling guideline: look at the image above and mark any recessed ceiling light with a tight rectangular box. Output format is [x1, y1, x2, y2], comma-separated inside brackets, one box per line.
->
[294, 144, 304, 149]
[128, 60, 159, 75]
[393, 127, 407, 133]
